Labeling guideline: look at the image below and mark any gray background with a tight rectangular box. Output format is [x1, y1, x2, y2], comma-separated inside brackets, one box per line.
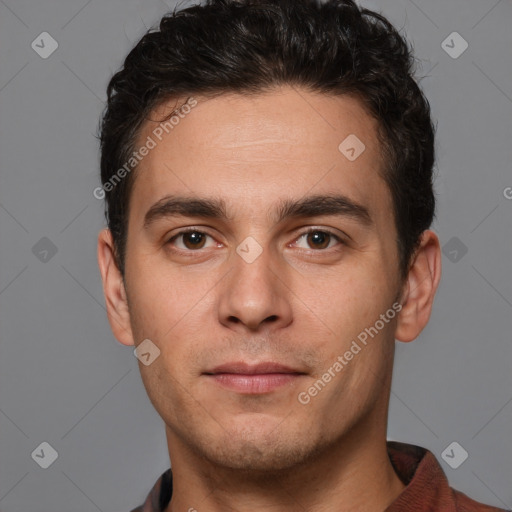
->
[0, 0, 511, 510]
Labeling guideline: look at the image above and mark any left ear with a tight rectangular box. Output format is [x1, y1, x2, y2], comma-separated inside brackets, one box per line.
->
[395, 229, 442, 343]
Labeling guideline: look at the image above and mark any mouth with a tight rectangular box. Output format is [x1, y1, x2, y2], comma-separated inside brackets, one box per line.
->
[203, 362, 306, 394]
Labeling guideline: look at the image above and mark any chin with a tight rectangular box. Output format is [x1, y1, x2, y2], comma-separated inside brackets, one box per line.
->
[206, 439, 312, 473]
[191, 419, 326, 474]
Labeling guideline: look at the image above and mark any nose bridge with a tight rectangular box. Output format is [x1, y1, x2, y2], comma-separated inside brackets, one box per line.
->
[231, 234, 278, 300]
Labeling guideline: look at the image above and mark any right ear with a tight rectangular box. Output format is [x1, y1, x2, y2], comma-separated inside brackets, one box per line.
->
[97, 228, 135, 346]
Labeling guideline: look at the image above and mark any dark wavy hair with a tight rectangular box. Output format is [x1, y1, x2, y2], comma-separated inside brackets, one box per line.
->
[98, 0, 436, 280]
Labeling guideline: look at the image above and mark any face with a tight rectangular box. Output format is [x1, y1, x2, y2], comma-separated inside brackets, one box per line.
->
[116, 87, 406, 472]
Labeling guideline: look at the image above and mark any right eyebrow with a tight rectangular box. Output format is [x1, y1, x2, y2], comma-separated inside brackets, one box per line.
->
[143, 195, 230, 230]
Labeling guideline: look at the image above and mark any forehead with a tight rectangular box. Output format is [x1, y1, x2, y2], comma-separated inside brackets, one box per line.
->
[129, 87, 391, 226]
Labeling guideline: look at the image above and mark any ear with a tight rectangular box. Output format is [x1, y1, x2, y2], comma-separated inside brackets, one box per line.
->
[395, 229, 442, 343]
[97, 228, 135, 346]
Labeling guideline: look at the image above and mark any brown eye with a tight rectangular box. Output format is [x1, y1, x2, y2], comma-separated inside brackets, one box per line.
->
[306, 231, 331, 250]
[293, 229, 343, 251]
[167, 230, 215, 251]
[181, 231, 206, 249]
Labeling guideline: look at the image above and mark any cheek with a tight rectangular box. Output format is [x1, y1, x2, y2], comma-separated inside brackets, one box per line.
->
[126, 260, 207, 338]
[127, 265, 213, 376]
[138, 356, 195, 428]
[304, 271, 378, 327]
[309, 270, 396, 362]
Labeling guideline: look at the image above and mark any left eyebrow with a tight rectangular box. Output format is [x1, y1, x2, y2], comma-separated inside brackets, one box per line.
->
[142, 193, 373, 230]
[270, 193, 372, 227]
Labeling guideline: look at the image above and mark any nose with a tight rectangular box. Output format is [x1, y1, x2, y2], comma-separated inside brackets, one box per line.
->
[217, 242, 293, 333]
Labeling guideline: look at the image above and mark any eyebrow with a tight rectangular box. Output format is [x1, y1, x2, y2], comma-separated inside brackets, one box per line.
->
[143, 193, 372, 230]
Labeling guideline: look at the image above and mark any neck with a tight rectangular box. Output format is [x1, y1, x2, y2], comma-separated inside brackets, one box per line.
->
[165, 416, 405, 512]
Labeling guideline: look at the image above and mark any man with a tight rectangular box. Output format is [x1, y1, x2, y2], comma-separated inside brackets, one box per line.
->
[96, 0, 508, 510]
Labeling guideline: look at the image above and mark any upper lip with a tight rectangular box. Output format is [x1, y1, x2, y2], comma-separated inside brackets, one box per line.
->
[205, 362, 304, 375]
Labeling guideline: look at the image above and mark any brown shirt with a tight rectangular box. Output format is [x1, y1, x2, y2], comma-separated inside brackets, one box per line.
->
[130, 441, 509, 511]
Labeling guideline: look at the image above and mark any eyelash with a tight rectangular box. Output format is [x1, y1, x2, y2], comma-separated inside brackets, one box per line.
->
[166, 227, 346, 254]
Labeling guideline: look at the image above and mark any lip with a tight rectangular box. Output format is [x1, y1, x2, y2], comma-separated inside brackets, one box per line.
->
[204, 362, 306, 394]
[207, 362, 301, 375]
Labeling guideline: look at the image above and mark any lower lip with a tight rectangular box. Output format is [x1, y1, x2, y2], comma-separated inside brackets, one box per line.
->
[207, 373, 302, 393]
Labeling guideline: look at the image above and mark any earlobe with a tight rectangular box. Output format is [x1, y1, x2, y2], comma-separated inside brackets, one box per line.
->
[395, 230, 442, 343]
[97, 228, 135, 346]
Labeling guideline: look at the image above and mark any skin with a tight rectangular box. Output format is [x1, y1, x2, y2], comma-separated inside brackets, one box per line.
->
[98, 86, 441, 512]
